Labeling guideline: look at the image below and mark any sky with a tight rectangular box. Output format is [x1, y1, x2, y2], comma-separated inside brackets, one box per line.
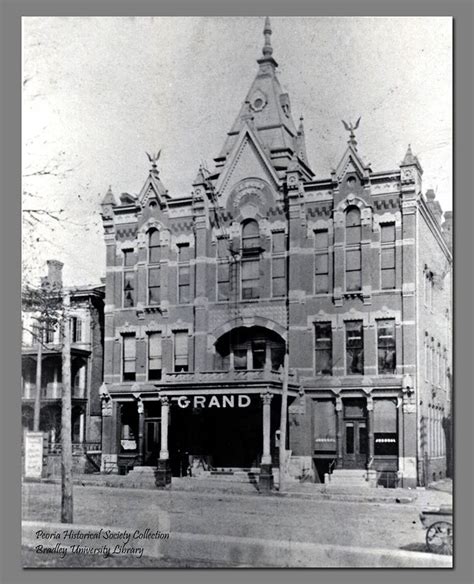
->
[22, 16, 452, 287]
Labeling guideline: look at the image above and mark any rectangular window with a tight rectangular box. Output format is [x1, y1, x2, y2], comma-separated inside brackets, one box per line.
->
[346, 249, 361, 291]
[123, 271, 135, 308]
[178, 265, 191, 304]
[377, 319, 396, 374]
[148, 267, 160, 305]
[381, 248, 396, 289]
[346, 321, 364, 375]
[233, 348, 248, 370]
[178, 243, 191, 263]
[242, 259, 260, 299]
[272, 257, 286, 297]
[380, 223, 396, 243]
[217, 238, 231, 301]
[346, 224, 361, 245]
[122, 334, 136, 381]
[315, 322, 332, 375]
[148, 333, 162, 380]
[71, 317, 82, 343]
[44, 325, 55, 344]
[174, 331, 189, 372]
[252, 340, 266, 369]
[315, 229, 329, 294]
[123, 249, 135, 267]
[380, 224, 396, 290]
[217, 263, 230, 301]
[315, 229, 329, 250]
[217, 237, 229, 258]
[272, 231, 286, 253]
[315, 253, 329, 293]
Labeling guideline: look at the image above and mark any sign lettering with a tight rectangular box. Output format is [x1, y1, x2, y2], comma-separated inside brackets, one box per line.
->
[172, 395, 251, 409]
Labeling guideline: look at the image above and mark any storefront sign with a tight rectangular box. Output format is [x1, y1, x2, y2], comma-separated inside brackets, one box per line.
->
[172, 395, 251, 409]
[24, 432, 44, 479]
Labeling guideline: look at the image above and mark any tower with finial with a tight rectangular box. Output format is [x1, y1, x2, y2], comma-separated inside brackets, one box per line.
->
[400, 143, 423, 192]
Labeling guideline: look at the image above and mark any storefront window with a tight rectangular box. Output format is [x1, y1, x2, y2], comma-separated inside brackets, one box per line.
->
[373, 399, 398, 456]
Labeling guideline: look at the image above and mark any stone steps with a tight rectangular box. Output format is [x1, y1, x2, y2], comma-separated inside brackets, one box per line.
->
[326, 469, 370, 488]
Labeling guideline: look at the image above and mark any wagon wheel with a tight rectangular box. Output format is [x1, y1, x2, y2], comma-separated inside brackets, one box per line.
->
[426, 521, 453, 555]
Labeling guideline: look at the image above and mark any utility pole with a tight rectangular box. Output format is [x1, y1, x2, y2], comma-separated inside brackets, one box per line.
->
[279, 352, 289, 493]
[61, 290, 73, 523]
[279, 188, 291, 494]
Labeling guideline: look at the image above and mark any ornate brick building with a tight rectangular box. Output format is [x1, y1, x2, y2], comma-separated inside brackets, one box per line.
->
[100, 18, 452, 488]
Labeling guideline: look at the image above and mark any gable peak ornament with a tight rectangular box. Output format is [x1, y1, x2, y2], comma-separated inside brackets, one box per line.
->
[146, 150, 161, 172]
[342, 117, 361, 148]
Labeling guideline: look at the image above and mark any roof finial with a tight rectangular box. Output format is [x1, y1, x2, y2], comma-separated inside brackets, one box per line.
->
[146, 150, 161, 172]
[262, 16, 273, 58]
[341, 117, 361, 148]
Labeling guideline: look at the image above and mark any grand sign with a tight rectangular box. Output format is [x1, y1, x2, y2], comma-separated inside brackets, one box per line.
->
[171, 395, 251, 409]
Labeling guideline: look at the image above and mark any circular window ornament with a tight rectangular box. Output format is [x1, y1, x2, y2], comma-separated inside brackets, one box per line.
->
[250, 91, 267, 112]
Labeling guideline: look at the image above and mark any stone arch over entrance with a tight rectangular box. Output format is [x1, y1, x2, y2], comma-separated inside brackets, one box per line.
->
[209, 315, 287, 348]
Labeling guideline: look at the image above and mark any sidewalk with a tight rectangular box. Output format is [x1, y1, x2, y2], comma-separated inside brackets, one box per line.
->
[32, 472, 453, 508]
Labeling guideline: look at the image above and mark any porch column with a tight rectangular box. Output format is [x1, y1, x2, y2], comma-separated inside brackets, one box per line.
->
[261, 392, 273, 464]
[336, 396, 343, 467]
[159, 397, 169, 460]
[79, 411, 85, 444]
[259, 392, 274, 492]
[156, 396, 171, 487]
[366, 396, 374, 459]
[136, 397, 145, 465]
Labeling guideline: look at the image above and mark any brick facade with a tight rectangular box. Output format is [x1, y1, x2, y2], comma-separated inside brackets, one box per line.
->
[99, 19, 452, 487]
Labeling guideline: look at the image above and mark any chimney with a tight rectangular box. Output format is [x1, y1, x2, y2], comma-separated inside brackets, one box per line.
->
[442, 211, 452, 250]
[425, 189, 443, 224]
[45, 259, 64, 288]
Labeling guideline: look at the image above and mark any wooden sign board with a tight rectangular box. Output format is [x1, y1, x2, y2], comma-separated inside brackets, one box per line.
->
[24, 432, 44, 479]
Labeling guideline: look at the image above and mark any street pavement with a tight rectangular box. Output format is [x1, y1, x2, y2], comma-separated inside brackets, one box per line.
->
[22, 480, 451, 556]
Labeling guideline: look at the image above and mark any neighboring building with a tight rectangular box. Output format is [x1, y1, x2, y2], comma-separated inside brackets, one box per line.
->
[22, 260, 105, 474]
[99, 18, 452, 488]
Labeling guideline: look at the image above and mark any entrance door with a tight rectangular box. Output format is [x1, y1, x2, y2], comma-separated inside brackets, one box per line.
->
[343, 420, 368, 469]
[144, 418, 160, 465]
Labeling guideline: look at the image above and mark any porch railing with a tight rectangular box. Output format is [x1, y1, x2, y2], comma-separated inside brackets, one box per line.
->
[47, 442, 101, 455]
[163, 369, 296, 384]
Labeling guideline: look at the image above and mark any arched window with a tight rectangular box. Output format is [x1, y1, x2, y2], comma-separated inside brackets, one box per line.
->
[241, 220, 261, 299]
[241, 219, 260, 251]
[345, 206, 361, 291]
[148, 229, 160, 264]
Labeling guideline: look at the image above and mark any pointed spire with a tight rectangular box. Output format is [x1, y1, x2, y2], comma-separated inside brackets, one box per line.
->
[262, 17, 273, 57]
[101, 185, 117, 206]
[401, 144, 416, 165]
[257, 17, 278, 72]
[401, 143, 423, 173]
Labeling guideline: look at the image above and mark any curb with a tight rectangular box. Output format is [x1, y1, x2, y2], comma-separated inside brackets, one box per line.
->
[33, 477, 421, 506]
[22, 520, 452, 568]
